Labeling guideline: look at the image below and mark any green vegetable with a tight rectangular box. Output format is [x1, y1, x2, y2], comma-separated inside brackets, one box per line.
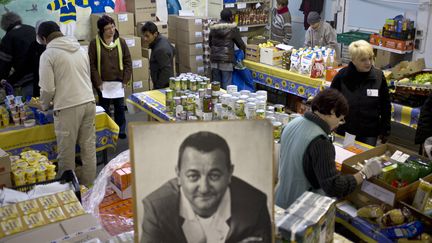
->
[413, 73, 432, 84]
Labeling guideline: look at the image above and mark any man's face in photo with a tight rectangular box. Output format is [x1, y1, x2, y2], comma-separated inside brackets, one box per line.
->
[176, 147, 234, 218]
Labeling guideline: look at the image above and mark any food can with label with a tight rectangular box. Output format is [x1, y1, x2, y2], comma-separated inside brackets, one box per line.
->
[240, 90, 251, 97]
[232, 92, 241, 97]
[214, 103, 223, 120]
[256, 109, 266, 119]
[181, 95, 187, 106]
[273, 121, 282, 140]
[246, 102, 257, 119]
[190, 80, 197, 92]
[211, 81, 221, 92]
[174, 78, 181, 92]
[226, 85, 237, 94]
[274, 104, 285, 113]
[256, 100, 266, 111]
[267, 105, 275, 113]
[235, 100, 246, 119]
[203, 95, 213, 113]
[256, 90, 268, 100]
[165, 89, 174, 101]
[181, 78, 188, 90]
[169, 77, 176, 90]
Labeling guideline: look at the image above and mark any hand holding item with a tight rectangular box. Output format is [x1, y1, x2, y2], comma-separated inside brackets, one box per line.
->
[360, 159, 382, 179]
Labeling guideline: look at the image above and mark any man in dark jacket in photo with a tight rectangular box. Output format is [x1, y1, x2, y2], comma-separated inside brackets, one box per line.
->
[209, 9, 246, 89]
[0, 12, 43, 98]
[141, 21, 175, 89]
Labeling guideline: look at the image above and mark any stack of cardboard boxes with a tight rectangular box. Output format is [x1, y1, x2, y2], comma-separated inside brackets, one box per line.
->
[168, 15, 205, 75]
[0, 148, 11, 188]
[89, 11, 151, 98]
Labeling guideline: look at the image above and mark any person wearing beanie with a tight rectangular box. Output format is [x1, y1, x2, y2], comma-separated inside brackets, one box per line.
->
[304, 11, 339, 58]
[37, 21, 97, 186]
[209, 9, 246, 89]
[0, 12, 42, 98]
[88, 15, 132, 139]
[270, 0, 292, 44]
[141, 21, 175, 89]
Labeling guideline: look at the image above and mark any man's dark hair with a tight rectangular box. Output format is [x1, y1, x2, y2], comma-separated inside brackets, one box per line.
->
[177, 131, 231, 170]
[97, 15, 115, 35]
[37, 21, 61, 39]
[220, 9, 233, 22]
[1, 12, 22, 32]
[311, 88, 349, 117]
[141, 21, 158, 34]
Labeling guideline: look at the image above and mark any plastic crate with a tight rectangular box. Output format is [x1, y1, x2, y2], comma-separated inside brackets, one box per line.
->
[12, 170, 81, 202]
[337, 31, 372, 46]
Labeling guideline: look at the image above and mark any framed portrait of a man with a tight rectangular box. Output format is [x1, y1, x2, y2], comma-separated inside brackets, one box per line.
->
[130, 120, 274, 243]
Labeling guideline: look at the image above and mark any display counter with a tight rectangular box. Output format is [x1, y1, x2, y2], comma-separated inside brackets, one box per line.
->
[0, 112, 119, 161]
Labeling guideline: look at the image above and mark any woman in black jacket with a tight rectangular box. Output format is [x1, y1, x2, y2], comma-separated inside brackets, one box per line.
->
[331, 40, 391, 146]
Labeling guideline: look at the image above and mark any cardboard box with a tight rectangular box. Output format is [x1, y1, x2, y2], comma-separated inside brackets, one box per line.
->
[134, 11, 157, 25]
[178, 54, 204, 68]
[341, 144, 432, 206]
[168, 15, 178, 27]
[260, 47, 283, 66]
[141, 47, 151, 59]
[123, 35, 142, 59]
[132, 58, 149, 82]
[2, 214, 102, 243]
[0, 148, 11, 174]
[176, 16, 203, 32]
[133, 80, 151, 93]
[179, 63, 205, 75]
[168, 26, 176, 43]
[374, 49, 405, 69]
[90, 12, 134, 37]
[0, 173, 11, 188]
[176, 30, 203, 44]
[110, 181, 132, 199]
[176, 42, 203, 56]
[126, 0, 156, 11]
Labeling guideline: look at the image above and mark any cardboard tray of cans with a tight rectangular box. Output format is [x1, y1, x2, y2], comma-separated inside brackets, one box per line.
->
[12, 170, 81, 202]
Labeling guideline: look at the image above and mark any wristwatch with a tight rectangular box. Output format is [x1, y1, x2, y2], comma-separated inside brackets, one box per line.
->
[359, 171, 367, 180]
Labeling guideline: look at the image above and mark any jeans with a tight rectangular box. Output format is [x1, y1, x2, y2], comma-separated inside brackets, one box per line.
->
[211, 68, 233, 90]
[356, 136, 378, 146]
[97, 90, 126, 135]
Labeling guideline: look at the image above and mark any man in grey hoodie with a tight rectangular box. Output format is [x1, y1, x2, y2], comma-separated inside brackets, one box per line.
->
[37, 21, 96, 186]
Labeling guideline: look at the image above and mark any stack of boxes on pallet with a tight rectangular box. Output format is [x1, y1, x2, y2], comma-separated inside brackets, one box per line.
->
[168, 15, 205, 75]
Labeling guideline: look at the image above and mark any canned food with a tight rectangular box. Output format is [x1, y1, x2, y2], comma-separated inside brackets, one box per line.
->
[46, 172, 56, 181]
[232, 92, 241, 97]
[246, 102, 257, 120]
[37, 174, 47, 182]
[203, 95, 213, 113]
[246, 98, 257, 103]
[256, 109, 266, 119]
[214, 103, 223, 120]
[235, 100, 246, 119]
[25, 167, 36, 180]
[181, 78, 188, 90]
[249, 93, 257, 98]
[256, 95, 267, 103]
[274, 104, 285, 113]
[181, 95, 187, 106]
[256, 90, 268, 99]
[206, 88, 212, 96]
[165, 89, 174, 101]
[279, 113, 290, 125]
[240, 90, 251, 96]
[266, 111, 275, 118]
[36, 165, 47, 177]
[211, 93, 220, 105]
[266, 116, 276, 123]
[211, 81, 220, 92]
[226, 85, 237, 94]
[220, 94, 232, 109]
[169, 77, 176, 90]
[46, 164, 56, 174]
[203, 77, 210, 84]
[228, 96, 239, 112]
[13, 170, 26, 186]
[198, 82, 207, 90]
[267, 106, 275, 112]
[256, 100, 266, 111]
[166, 100, 173, 113]
[186, 94, 195, 113]
[174, 79, 181, 91]
[190, 80, 197, 92]
[174, 96, 181, 106]
[273, 122, 282, 140]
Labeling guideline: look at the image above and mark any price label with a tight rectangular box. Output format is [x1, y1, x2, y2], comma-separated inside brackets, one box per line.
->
[195, 43, 203, 49]
[125, 38, 135, 47]
[225, 3, 235, 8]
[361, 180, 395, 206]
[133, 60, 143, 69]
[195, 32, 202, 37]
[195, 19, 203, 25]
[255, 3, 261, 8]
[237, 2, 246, 9]
[118, 14, 128, 22]
[239, 26, 248, 32]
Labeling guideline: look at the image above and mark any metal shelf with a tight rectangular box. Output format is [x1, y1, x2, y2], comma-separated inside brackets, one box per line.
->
[371, 44, 413, 54]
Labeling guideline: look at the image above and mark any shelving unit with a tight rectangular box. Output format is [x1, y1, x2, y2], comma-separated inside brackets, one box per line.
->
[371, 44, 413, 54]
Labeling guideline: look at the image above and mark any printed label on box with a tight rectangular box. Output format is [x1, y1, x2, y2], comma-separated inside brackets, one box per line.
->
[195, 19, 203, 25]
[196, 56, 203, 62]
[237, 2, 246, 9]
[125, 38, 136, 47]
[361, 180, 395, 206]
[198, 67, 204, 73]
[118, 14, 128, 22]
[225, 3, 235, 8]
[133, 60, 143, 68]
[195, 32, 202, 38]
[239, 26, 248, 32]
[133, 81, 143, 89]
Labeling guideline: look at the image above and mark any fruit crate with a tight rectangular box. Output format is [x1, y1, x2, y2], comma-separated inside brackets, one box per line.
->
[12, 170, 81, 202]
[337, 31, 372, 46]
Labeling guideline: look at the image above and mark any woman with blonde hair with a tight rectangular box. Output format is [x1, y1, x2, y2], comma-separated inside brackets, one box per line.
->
[330, 40, 391, 146]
